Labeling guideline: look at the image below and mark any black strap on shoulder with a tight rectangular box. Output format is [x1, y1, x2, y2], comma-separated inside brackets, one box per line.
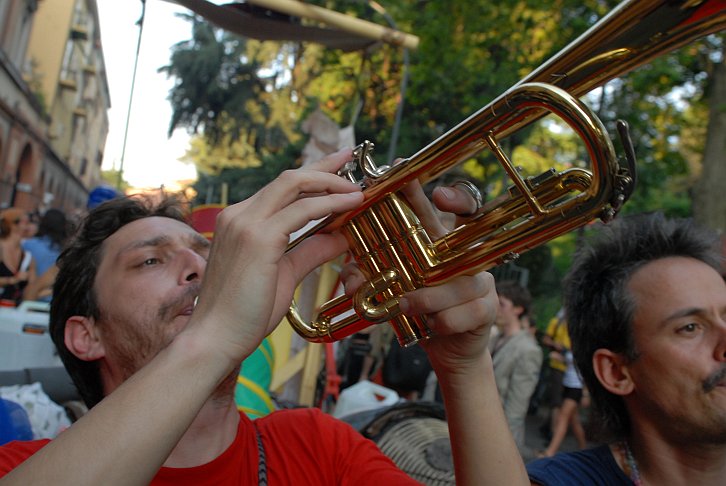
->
[253, 421, 267, 485]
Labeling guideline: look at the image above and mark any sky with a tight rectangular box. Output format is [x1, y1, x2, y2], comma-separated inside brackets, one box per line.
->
[96, 0, 200, 188]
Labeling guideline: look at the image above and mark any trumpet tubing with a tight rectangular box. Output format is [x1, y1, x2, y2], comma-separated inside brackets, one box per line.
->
[287, 0, 726, 346]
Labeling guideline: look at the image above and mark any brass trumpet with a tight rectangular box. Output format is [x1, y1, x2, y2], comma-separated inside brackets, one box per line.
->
[287, 0, 726, 347]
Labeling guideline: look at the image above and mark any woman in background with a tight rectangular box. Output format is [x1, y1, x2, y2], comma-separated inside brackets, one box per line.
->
[538, 347, 588, 457]
[0, 208, 35, 305]
[22, 209, 69, 302]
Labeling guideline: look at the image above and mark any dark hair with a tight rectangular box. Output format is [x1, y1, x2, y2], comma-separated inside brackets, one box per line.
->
[50, 195, 189, 408]
[37, 209, 70, 250]
[496, 280, 532, 318]
[564, 212, 723, 441]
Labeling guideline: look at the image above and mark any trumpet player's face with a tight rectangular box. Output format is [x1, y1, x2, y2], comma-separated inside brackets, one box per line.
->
[91, 217, 210, 385]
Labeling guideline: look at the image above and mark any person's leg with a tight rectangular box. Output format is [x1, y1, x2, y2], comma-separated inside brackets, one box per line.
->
[541, 368, 563, 440]
[541, 396, 577, 457]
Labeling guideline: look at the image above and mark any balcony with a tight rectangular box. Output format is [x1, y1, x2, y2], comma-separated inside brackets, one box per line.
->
[70, 25, 88, 41]
[58, 78, 77, 91]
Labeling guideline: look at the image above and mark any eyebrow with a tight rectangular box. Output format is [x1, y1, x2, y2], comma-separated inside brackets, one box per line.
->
[118, 232, 211, 258]
[660, 304, 726, 327]
[663, 307, 703, 323]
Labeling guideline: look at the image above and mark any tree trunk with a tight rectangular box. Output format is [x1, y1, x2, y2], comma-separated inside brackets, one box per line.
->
[693, 45, 726, 235]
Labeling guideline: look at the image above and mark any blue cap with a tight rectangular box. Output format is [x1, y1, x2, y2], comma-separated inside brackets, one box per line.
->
[87, 186, 121, 209]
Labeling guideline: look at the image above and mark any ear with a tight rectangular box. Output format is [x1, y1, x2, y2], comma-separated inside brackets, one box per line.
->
[65, 316, 106, 361]
[592, 349, 634, 396]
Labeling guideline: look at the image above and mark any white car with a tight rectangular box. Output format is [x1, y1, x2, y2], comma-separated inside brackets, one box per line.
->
[0, 301, 62, 371]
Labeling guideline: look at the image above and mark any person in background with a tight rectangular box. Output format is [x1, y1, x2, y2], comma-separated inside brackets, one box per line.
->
[537, 346, 588, 457]
[21, 209, 69, 302]
[67, 185, 124, 230]
[86, 185, 122, 210]
[0, 208, 35, 306]
[527, 212, 726, 485]
[537, 309, 570, 441]
[381, 331, 434, 401]
[490, 280, 543, 454]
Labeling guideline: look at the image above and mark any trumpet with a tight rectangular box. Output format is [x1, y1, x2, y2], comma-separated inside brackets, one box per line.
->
[287, 0, 726, 347]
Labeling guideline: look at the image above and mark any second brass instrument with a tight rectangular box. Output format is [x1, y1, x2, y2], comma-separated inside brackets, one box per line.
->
[288, 0, 726, 347]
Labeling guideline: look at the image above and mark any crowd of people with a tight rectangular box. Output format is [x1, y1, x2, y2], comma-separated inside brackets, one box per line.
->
[0, 148, 724, 484]
[0, 207, 72, 306]
[0, 186, 121, 307]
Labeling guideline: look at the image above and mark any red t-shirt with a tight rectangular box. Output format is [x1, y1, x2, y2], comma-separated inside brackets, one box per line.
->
[0, 408, 419, 485]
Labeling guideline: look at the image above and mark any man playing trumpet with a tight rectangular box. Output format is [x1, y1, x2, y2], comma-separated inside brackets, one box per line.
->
[0, 149, 527, 485]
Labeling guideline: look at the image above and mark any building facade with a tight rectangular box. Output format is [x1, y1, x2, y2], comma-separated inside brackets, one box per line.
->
[0, 0, 110, 213]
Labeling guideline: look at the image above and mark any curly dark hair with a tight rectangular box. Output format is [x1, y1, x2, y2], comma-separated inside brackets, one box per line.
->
[50, 195, 189, 408]
[563, 212, 723, 442]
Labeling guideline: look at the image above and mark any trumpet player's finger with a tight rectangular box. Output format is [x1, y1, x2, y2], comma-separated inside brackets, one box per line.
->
[285, 233, 350, 286]
[307, 146, 354, 172]
[392, 157, 452, 236]
[272, 190, 364, 237]
[425, 294, 494, 335]
[254, 166, 361, 217]
[255, 148, 360, 207]
[401, 273, 492, 317]
[431, 183, 482, 221]
[340, 262, 366, 296]
[401, 273, 496, 332]
[398, 179, 449, 237]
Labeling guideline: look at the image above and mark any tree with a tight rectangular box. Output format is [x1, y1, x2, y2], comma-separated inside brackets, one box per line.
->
[160, 15, 267, 146]
[692, 37, 726, 233]
[101, 168, 130, 193]
[159, 14, 313, 203]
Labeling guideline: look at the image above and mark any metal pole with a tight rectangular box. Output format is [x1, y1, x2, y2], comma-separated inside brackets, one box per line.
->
[117, 0, 147, 189]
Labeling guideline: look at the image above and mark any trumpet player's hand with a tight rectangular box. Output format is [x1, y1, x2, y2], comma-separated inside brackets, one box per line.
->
[393, 178, 497, 370]
[194, 148, 364, 365]
[340, 264, 496, 373]
[399, 177, 527, 486]
[344, 175, 527, 485]
[403, 272, 497, 373]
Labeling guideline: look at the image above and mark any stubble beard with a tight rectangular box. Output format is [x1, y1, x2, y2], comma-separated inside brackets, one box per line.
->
[98, 284, 242, 405]
[99, 284, 202, 382]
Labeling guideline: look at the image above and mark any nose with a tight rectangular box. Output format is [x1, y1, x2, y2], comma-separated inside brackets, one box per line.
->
[178, 247, 207, 285]
[716, 316, 726, 363]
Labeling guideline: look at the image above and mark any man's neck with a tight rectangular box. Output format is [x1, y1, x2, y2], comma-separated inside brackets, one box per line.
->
[614, 432, 726, 486]
[99, 358, 243, 469]
[163, 392, 240, 468]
